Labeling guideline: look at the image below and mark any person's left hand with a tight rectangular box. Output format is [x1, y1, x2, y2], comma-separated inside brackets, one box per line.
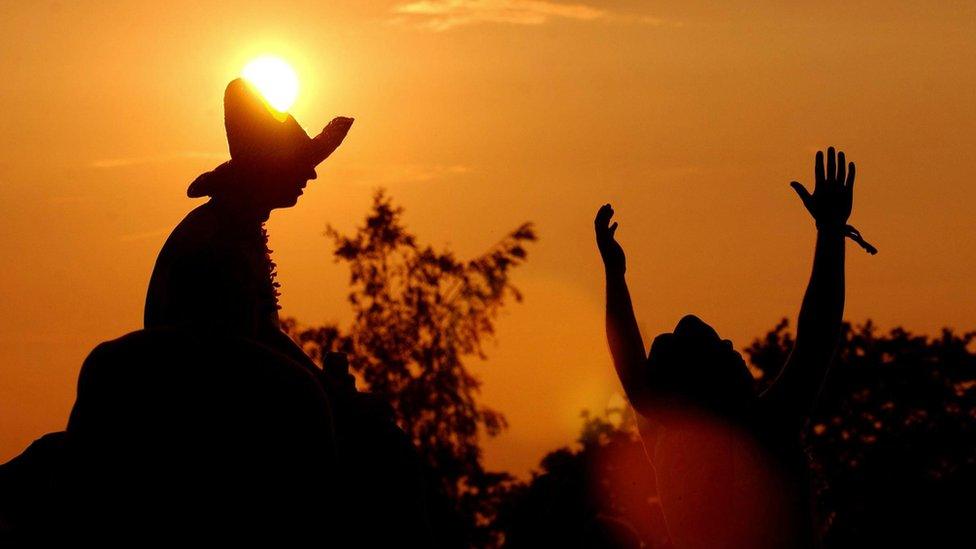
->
[790, 146, 855, 230]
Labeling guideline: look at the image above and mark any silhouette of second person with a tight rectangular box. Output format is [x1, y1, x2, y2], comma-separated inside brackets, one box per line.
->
[595, 147, 874, 548]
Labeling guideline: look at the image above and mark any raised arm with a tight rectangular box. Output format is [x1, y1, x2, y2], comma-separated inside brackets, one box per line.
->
[761, 147, 856, 426]
[595, 204, 649, 408]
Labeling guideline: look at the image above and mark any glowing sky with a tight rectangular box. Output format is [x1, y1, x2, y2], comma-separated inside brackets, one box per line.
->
[242, 55, 300, 112]
[1, 1, 975, 476]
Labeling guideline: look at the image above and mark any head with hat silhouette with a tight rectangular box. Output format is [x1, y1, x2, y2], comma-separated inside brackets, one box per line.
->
[187, 78, 353, 217]
[144, 78, 353, 338]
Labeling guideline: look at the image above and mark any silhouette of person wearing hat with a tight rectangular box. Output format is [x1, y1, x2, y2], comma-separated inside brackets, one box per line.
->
[143, 79, 436, 546]
[595, 147, 875, 548]
[0, 80, 438, 544]
[44, 81, 356, 542]
[143, 78, 363, 470]
[145, 78, 353, 361]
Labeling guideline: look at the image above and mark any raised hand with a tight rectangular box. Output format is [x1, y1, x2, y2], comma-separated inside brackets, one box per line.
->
[309, 116, 355, 166]
[595, 204, 626, 276]
[596, 203, 646, 409]
[763, 147, 859, 426]
[790, 147, 855, 231]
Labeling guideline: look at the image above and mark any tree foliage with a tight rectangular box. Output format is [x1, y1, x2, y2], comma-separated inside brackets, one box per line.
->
[287, 189, 536, 546]
[494, 407, 670, 548]
[747, 320, 976, 547]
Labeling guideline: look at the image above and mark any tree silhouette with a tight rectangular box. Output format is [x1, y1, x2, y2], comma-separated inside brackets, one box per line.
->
[285, 189, 536, 547]
[747, 320, 976, 547]
[494, 407, 670, 548]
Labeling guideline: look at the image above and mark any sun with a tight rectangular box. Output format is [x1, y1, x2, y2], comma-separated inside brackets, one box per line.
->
[241, 55, 299, 112]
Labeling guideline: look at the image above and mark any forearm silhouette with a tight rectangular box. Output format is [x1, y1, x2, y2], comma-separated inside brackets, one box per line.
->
[761, 147, 861, 428]
[595, 204, 649, 409]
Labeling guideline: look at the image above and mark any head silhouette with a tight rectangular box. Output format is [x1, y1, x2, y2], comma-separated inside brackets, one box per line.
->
[187, 79, 321, 211]
[223, 78, 318, 209]
[645, 314, 755, 416]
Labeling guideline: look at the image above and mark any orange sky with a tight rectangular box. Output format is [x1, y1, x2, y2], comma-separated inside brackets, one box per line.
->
[1, 1, 975, 476]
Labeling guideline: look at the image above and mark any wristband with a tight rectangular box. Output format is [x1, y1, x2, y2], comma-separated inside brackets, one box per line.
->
[818, 222, 877, 255]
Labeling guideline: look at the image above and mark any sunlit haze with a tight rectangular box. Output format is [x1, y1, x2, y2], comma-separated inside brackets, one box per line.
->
[242, 55, 299, 112]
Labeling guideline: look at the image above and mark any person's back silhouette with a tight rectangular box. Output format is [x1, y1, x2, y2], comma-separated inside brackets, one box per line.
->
[595, 147, 875, 548]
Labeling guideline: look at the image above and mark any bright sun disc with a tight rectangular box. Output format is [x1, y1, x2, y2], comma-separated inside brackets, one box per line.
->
[242, 55, 299, 112]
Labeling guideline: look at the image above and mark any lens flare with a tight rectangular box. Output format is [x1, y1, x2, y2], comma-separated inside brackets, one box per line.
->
[241, 55, 299, 112]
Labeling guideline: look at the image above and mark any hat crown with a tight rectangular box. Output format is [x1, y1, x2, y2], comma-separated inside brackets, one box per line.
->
[224, 78, 311, 167]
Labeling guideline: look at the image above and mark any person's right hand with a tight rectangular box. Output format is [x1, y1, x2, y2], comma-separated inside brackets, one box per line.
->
[595, 204, 626, 276]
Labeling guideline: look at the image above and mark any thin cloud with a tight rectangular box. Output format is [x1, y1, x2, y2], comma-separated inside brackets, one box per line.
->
[393, 0, 607, 31]
[90, 151, 226, 169]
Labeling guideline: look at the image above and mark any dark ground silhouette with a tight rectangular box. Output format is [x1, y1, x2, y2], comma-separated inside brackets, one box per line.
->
[0, 330, 337, 544]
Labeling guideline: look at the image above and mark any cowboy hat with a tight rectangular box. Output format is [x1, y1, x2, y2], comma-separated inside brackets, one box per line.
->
[187, 78, 352, 198]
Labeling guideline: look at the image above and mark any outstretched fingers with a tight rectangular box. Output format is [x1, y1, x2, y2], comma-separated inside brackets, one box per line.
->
[826, 147, 836, 184]
[836, 151, 846, 186]
[815, 150, 825, 189]
[791, 181, 814, 212]
[796, 147, 860, 229]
